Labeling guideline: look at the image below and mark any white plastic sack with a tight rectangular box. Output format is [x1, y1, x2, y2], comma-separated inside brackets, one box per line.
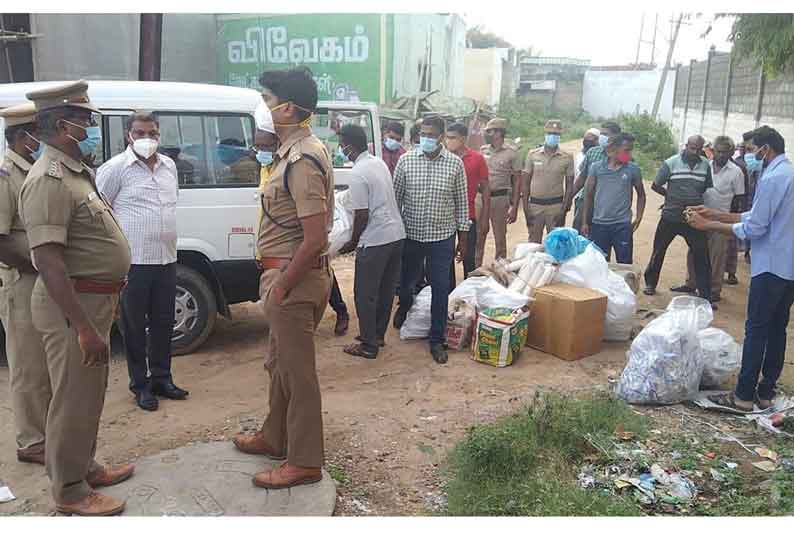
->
[476, 277, 530, 311]
[449, 277, 488, 309]
[557, 245, 637, 341]
[512, 242, 544, 261]
[698, 328, 742, 389]
[328, 190, 354, 258]
[400, 286, 433, 340]
[617, 296, 712, 405]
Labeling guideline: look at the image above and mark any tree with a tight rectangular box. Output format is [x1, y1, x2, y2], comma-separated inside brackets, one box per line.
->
[708, 14, 794, 76]
[466, 25, 512, 49]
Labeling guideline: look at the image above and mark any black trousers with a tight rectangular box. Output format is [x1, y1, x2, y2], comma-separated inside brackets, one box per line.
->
[121, 263, 177, 392]
[354, 240, 404, 353]
[644, 218, 712, 300]
[463, 218, 478, 279]
[329, 273, 348, 316]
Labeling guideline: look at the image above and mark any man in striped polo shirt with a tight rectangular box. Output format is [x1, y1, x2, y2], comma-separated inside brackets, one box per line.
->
[643, 135, 714, 302]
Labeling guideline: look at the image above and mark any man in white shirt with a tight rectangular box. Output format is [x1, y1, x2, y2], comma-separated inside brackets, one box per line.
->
[97, 111, 188, 411]
[672, 135, 746, 303]
[337, 124, 406, 359]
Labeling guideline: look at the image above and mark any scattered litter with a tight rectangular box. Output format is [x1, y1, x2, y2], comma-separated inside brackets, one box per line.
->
[615, 431, 636, 441]
[752, 461, 778, 473]
[725, 462, 738, 470]
[350, 498, 372, 514]
[781, 459, 794, 472]
[705, 452, 717, 460]
[709, 468, 726, 483]
[0, 486, 15, 504]
[755, 448, 779, 462]
[614, 478, 632, 489]
[697, 328, 742, 389]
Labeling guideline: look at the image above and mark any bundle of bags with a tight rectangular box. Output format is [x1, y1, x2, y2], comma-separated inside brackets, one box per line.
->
[328, 190, 354, 258]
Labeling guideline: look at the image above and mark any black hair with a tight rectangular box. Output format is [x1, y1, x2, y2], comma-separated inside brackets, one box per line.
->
[35, 106, 86, 139]
[421, 115, 445, 135]
[339, 123, 368, 153]
[490, 128, 506, 138]
[384, 121, 405, 138]
[4, 124, 34, 146]
[601, 121, 621, 135]
[742, 130, 756, 143]
[606, 134, 625, 148]
[621, 132, 635, 144]
[409, 122, 421, 143]
[713, 135, 735, 151]
[259, 66, 318, 122]
[126, 110, 159, 132]
[752, 125, 785, 154]
[447, 122, 468, 137]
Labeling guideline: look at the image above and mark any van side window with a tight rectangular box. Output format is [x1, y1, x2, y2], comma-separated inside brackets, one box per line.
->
[312, 109, 374, 169]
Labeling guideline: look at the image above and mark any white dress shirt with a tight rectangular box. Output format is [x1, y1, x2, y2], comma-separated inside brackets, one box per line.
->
[97, 146, 179, 265]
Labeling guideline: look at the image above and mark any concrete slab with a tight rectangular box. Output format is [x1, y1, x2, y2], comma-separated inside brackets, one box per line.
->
[100, 442, 336, 516]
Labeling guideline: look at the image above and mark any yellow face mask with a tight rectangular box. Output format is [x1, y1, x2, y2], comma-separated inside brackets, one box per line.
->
[270, 102, 313, 129]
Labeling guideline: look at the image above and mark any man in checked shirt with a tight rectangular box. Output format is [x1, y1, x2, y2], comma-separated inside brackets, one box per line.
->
[391, 115, 469, 364]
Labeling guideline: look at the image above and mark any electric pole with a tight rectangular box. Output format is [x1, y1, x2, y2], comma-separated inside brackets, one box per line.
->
[651, 13, 659, 66]
[635, 13, 645, 66]
[652, 13, 684, 119]
[139, 14, 163, 81]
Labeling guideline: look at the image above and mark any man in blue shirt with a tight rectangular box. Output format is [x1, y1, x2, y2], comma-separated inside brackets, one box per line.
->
[687, 126, 794, 411]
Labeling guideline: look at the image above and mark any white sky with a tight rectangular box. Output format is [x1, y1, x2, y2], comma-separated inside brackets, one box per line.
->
[462, 11, 736, 67]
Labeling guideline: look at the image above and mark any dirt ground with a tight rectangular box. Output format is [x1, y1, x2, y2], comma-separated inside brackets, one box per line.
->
[2, 141, 792, 516]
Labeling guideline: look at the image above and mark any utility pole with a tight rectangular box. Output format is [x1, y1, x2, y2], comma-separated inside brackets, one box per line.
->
[635, 13, 645, 66]
[652, 13, 683, 119]
[650, 13, 659, 66]
[139, 14, 163, 81]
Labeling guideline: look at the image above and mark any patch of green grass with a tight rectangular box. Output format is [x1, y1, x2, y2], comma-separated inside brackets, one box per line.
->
[326, 463, 350, 486]
[443, 392, 647, 516]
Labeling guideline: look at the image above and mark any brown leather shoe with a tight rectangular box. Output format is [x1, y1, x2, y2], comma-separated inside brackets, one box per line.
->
[17, 445, 45, 465]
[253, 463, 322, 489]
[56, 491, 126, 516]
[86, 463, 135, 488]
[232, 432, 286, 460]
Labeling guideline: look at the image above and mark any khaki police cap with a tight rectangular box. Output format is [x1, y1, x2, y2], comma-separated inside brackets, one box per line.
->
[544, 119, 563, 134]
[25, 80, 100, 114]
[485, 118, 508, 131]
[0, 102, 37, 127]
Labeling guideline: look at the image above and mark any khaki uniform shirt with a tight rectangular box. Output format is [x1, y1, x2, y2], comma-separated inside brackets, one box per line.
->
[523, 147, 575, 200]
[0, 150, 33, 268]
[19, 145, 131, 282]
[480, 144, 522, 192]
[257, 127, 335, 259]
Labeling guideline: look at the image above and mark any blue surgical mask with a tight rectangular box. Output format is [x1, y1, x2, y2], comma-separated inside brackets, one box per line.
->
[545, 133, 561, 147]
[384, 137, 401, 152]
[744, 153, 763, 174]
[65, 121, 102, 158]
[30, 145, 44, 161]
[420, 136, 438, 153]
[599, 134, 609, 148]
[256, 150, 274, 166]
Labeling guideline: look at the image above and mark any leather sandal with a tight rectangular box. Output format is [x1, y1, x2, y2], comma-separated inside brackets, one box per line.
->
[86, 463, 135, 488]
[56, 491, 126, 516]
[17, 444, 45, 465]
[253, 463, 323, 490]
[232, 432, 286, 460]
[707, 392, 753, 412]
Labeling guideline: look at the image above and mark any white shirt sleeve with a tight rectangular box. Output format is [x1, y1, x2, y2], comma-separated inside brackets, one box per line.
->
[347, 170, 369, 211]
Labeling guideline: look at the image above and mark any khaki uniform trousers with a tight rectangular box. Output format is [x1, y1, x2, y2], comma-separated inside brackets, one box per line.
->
[30, 278, 116, 504]
[0, 268, 51, 451]
[526, 202, 563, 244]
[475, 193, 510, 265]
[259, 265, 332, 469]
[686, 231, 729, 297]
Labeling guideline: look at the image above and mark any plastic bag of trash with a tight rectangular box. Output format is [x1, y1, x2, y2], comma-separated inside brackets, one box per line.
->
[557, 245, 637, 341]
[544, 227, 583, 262]
[512, 242, 544, 261]
[476, 277, 530, 311]
[698, 328, 742, 389]
[472, 308, 530, 367]
[328, 190, 354, 258]
[446, 299, 477, 350]
[400, 286, 433, 340]
[667, 296, 714, 331]
[617, 296, 709, 405]
[449, 277, 488, 309]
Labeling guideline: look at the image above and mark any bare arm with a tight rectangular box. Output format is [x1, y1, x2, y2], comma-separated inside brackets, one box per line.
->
[479, 178, 491, 235]
[632, 177, 646, 232]
[651, 183, 667, 198]
[580, 176, 596, 236]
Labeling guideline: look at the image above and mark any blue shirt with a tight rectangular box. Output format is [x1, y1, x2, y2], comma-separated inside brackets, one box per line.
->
[588, 159, 642, 225]
[732, 154, 794, 280]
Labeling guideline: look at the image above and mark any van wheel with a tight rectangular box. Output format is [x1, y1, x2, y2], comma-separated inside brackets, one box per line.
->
[172, 264, 217, 356]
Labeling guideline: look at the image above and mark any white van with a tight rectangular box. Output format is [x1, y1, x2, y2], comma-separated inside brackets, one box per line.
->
[0, 80, 382, 355]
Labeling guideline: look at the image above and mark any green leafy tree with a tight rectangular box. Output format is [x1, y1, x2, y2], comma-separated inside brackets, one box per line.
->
[466, 25, 513, 49]
[708, 14, 794, 76]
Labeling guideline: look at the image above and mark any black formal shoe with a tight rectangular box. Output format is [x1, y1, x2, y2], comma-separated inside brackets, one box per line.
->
[670, 284, 696, 293]
[151, 382, 189, 400]
[430, 344, 448, 364]
[393, 307, 408, 329]
[135, 390, 159, 411]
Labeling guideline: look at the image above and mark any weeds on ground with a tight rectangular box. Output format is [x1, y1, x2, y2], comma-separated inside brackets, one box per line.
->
[443, 391, 647, 516]
[617, 113, 677, 179]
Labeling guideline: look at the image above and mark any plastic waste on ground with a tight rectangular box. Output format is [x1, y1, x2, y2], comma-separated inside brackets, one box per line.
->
[475, 277, 530, 311]
[446, 298, 477, 350]
[617, 296, 713, 405]
[328, 189, 354, 258]
[512, 242, 544, 261]
[448, 276, 488, 310]
[399, 286, 433, 340]
[557, 244, 637, 341]
[544, 227, 587, 262]
[507, 252, 557, 297]
[697, 328, 742, 389]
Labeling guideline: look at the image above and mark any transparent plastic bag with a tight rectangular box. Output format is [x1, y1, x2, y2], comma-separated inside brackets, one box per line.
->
[698, 328, 742, 389]
[400, 286, 433, 340]
[617, 297, 708, 405]
[328, 190, 354, 258]
[476, 277, 530, 311]
[449, 277, 488, 310]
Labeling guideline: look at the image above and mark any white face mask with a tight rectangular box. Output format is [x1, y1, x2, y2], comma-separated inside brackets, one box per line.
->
[131, 136, 159, 159]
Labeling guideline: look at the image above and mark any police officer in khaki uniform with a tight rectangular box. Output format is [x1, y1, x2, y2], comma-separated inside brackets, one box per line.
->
[479, 118, 523, 263]
[232, 67, 333, 490]
[521, 120, 575, 243]
[0, 103, 52, 466]
[19, 81, 135, 516]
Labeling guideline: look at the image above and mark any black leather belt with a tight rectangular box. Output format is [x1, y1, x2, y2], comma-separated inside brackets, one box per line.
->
[491, 189, 510, 197]
[529, 196, 564, 205]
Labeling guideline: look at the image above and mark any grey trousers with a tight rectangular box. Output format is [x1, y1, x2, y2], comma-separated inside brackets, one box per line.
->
[354, 239, 404, 354]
